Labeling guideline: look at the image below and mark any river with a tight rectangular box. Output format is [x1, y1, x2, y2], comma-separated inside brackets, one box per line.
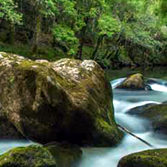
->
[76, 68, 167, 167]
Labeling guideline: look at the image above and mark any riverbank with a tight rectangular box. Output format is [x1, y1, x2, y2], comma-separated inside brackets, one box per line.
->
[1, 43, 167, 70]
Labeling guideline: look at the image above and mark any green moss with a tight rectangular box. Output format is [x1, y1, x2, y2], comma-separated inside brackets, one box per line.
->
[95, 117, 123, 146]
[0, 145, 57, 167]
[118, 149, 167, 167]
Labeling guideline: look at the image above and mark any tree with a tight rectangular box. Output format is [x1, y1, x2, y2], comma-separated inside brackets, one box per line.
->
[0, 0, 22, 44]
[0, 0, 22, 27]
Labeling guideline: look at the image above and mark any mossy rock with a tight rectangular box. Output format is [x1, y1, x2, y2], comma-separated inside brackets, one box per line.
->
[117, 73, 145, 90]
[131, 103, 167, 134]
[118, 149, 167, 167]
[45, 142, 82, 167]
[0, 52, 123, 146]
[0, 145, 57, 167]
[127, 103, 157, 115]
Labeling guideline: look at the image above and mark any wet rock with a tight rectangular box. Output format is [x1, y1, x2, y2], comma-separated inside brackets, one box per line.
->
[45, 142, 82, 167]
[116, 73, 145, 90]
[0, 52, 123, 146]
[129, 103, 167, 135]
[118, 149, 167, 167]
[127, 103, 157, 115]
[0, 145, 57, 167]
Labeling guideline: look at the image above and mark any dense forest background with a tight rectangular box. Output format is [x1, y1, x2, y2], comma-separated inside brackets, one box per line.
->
[0, 0, 167, 69]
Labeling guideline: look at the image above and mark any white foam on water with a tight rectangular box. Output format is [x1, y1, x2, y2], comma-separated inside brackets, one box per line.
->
[113, 100, 160, 113]
[150, 84, 167, 92]
[111, 78, 126, 89]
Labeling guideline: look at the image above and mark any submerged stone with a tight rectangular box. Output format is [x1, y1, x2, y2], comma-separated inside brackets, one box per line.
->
[0, 52, 123, 146]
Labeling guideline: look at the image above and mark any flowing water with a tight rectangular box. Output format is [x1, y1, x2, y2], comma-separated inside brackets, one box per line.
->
[0, 140, 33, 154]
[76, 69, 167, 167]
[1, 68, 167, 167]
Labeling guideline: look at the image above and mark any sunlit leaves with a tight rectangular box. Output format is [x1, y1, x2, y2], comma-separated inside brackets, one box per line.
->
[98, 14, 120, 37]
[52, 24, 79, 55]
[0, 0, 22, 24]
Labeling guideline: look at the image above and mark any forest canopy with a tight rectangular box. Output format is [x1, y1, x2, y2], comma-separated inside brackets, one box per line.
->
[0, 0, 167, 68]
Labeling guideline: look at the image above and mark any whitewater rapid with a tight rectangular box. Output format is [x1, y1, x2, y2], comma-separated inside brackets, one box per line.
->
[77, 77, 167, 167]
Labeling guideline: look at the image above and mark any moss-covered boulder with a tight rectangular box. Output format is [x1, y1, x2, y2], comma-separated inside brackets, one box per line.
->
[0, 145, 57, 167]
[45, 142, 82, 167]
[118, 149, 167, 167]
[0, 52, 123, 146]
[117, 73, 145, 90]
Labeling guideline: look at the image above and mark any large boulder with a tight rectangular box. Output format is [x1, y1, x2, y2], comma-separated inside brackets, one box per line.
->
[0, 145, 57, 167]
[118, 149, 167, 167]
[45, 142, 82, 167]
[117, 73, 145, 90]
[0, 52, 123, 146]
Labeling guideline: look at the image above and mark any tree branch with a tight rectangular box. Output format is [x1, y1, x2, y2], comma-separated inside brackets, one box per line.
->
[117, 124, 155, 148]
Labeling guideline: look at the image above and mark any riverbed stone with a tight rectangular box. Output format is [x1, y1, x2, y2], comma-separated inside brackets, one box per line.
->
[0, 145, 57, 167]
[45, 142, 82, 167]
[117, 73, 145, 90]
[127, 103, 157, 115]
[0, 52, 123, 146]
[128, 103, 167, 134]
[118, 149, 167, 167]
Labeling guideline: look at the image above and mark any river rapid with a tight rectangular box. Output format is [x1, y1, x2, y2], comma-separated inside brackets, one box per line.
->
[76, 75, 167, 167]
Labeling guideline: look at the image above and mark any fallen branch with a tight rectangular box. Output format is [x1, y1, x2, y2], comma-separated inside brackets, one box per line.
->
[117, 124, 155, 148]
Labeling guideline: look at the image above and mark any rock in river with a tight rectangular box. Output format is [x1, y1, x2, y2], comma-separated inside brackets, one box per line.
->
[0, 52, 123, 146]
[0, 145, 57, 167]
[127, 102, 167, 135]
[116, 73, 149, 90]
[132, 103, 167, 135]
[118, 149, 167, 167]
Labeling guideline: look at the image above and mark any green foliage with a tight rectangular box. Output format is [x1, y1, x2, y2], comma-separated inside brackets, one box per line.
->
[0, 0, 22, 24]
[52, 24, 79, 56]
[98, 14, 120, 37]
[0, 0, 167, 68]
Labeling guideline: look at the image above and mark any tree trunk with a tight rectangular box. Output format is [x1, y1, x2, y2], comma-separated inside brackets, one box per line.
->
[117, 124, 155, 148]
[77, 42, 83, 60]
[0, 14, 6, 31]
[9, 23, 15, 45]
[91, 34, 106, 60]
[32, 15, 41, 54]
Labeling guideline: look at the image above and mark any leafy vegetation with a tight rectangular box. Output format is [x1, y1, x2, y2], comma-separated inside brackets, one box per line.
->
[0, 0, 167, 68]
